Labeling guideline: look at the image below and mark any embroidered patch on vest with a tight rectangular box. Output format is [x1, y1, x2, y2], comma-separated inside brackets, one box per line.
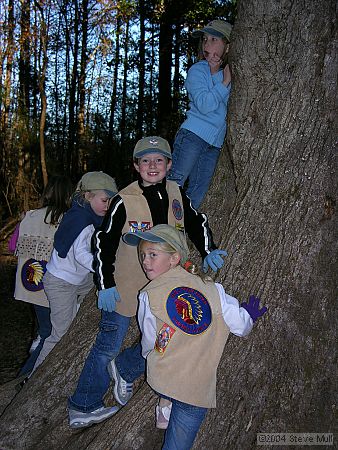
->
[154, 323, 176, 354]
[172, 199, 183, 221]
[166, 287, 212, 335]
[21, 258, 47, 291]
[128, 221, 151, 232]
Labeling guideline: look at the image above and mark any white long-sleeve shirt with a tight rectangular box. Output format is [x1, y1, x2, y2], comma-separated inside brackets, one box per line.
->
[46, 224, 95, 285]
[138, 283, 253, 358]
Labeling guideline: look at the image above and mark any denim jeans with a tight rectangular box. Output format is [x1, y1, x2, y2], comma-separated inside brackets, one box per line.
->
[68, 311, 145, 412]
[18, 305, 52, 376]
[116, 342, 145, 383]
[168, 128, 221, 209]
[162, 397, 207, 450]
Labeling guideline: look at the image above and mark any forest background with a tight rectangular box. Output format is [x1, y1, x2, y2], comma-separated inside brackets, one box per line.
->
[0, 0, 234, 231]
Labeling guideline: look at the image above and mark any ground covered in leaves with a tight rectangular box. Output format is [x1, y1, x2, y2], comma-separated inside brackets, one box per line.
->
[0, 255, 35, 385]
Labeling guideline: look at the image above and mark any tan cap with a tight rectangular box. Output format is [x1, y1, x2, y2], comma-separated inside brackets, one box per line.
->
[77, 171, 117, 196]
[123, 224, 189, 264]
[133, 136, 172, 159]
[192, 20, 232, 42]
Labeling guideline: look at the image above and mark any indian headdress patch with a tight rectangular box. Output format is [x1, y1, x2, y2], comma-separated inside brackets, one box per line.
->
[21, 258, 47, 292]
[128, 221, 151, 233]
[166, 286, 212, 335]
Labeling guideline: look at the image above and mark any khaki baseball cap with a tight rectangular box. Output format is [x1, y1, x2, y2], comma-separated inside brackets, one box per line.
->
[123, 224, 189, 264]
[77, 171, 117, 196]
[192, 20, 232, 42]
[133, 136, 172, 159]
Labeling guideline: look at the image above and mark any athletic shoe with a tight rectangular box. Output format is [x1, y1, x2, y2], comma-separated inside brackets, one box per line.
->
[108, 359, 133, 406]
[156, 403, 172, 430]
[68, 406, 119, 429]
[29, 335, 41, 353]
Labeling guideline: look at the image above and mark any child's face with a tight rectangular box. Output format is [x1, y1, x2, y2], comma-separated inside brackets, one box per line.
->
[86, 190, 111, 216]
[139, 241, 178, 280]
[202, 33, 227, 63]
[134, 153, 172, 186]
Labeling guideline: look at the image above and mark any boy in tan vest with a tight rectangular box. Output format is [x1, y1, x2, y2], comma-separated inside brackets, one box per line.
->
[122, 224, 267, 449]
[68, 136, 227, 429]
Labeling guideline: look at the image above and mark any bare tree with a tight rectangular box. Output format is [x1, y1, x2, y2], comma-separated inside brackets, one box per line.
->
[0, 0, 15, 176]
[135, 0, 146, 141]
[35, 1, 50, 187]
[0, 1, 336, 449]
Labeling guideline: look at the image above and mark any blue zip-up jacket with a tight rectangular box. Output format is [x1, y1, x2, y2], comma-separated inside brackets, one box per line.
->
[181, 60, 231, 148]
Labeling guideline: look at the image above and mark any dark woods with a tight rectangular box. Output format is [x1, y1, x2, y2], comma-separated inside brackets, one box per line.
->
[0, 0, 236, 226]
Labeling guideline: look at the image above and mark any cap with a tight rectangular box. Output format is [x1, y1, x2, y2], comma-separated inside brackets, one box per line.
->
[123, 224, 189, 264]
[133, 136, 172, 159]
[192, 19, 232, 42]
[77, 171, 117, 197]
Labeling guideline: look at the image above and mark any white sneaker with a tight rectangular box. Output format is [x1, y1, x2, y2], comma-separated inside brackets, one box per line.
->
[108, 359, 133, 406]
[29, 335, 41, 353]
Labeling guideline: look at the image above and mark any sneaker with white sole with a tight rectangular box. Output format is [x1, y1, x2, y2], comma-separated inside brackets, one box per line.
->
[68, 406, 119, 429]
[29, 335, 41, 353]
[108, 359, 133, 406]
[156, 403, 172, 430]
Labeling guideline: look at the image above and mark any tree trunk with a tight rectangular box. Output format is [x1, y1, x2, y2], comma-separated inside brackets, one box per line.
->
[108, 17, 121, 144]
[120, 19, 130, 150]
[157, 4, 174, 139]
[36, 2, 49, 188]
[0, 1, 336, 449]
[136, 0, 146, 141]
[68, 0, 79, 177]
[0, 0, 15, 178]
[77, 0, 89, 172]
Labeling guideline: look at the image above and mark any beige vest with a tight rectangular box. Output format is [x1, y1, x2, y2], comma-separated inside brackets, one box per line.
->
[144, 265, 229, 408]
[14, 208, 58, 307]
[114, 181, 185, 316]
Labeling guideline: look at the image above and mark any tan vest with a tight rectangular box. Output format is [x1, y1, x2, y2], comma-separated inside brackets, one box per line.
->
[114, 181, 185, 316]
[14, 208, 58, 307]
[144, 265, 229, 408]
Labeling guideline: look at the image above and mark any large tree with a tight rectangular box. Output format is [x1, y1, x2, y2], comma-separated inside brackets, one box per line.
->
[0, 0, 336, 448]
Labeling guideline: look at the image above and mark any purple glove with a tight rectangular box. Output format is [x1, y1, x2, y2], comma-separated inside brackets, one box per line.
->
[241, 295, 267, 322]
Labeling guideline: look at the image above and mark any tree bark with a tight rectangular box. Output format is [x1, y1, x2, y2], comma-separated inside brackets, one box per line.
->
[0, 0, 337, 449]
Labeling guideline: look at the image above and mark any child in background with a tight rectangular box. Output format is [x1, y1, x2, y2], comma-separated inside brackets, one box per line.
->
[10, 176, 73, 377]
[168, 19, 232, 209]
[123, 224, 267, 449]
[68, 136, 227, 429]
[29, 171, 117, 376]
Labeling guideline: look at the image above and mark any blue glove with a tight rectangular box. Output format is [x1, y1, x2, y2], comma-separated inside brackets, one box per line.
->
[202, 249, 228, 273]
[98, 287, 121, 312]
[241, 295, 267, 322]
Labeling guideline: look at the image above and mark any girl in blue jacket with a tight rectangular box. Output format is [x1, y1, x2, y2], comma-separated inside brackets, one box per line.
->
[168, 20, 232, 209]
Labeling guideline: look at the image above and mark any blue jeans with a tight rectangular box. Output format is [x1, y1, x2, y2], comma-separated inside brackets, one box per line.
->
[68, 310, 145, 412]
[168, 128, 221, 209]
[163, 398, 207, 450]
[18, 304, 52, 376]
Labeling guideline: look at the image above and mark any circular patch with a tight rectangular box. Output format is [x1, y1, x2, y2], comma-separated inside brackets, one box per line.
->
[21, 258, 47, 292]
[166, 286, 212, 335]
[172, 199, 183, 221]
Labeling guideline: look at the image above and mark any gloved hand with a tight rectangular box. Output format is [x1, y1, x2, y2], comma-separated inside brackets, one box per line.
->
[241, 295, 267, 322]
[202, 249, 228, 273]
[98, 287, 121, 312]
